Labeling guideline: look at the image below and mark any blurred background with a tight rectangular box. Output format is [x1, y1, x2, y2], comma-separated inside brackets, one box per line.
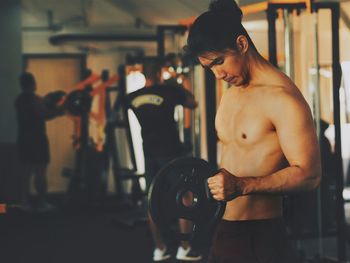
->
[1, 0, 350, 262]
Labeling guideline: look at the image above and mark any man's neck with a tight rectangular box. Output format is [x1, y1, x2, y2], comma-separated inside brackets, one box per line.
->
[246, 51, 277, 87]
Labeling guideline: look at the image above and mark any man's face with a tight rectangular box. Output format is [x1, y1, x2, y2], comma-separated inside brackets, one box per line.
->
[198, 50, 249, 87]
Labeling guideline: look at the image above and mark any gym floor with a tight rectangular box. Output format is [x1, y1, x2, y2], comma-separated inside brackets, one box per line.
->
[0, 195, 210, 263]
[1, 195, 350, 263]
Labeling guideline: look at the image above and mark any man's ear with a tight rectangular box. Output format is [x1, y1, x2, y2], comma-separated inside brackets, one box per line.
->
[235, 35, 249, 54]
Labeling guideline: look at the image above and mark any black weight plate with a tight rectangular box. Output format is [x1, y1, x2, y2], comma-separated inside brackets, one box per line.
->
[148, 157, 226, 241]
[64, 89, 92, 116]
[44, 90, 66, 109]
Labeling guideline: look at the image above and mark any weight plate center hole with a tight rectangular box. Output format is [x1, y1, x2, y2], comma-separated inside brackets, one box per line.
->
[182, 190, 198, 208]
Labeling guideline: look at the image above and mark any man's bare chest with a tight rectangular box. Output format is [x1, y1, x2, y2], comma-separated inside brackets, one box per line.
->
[216, 102, 273, 147]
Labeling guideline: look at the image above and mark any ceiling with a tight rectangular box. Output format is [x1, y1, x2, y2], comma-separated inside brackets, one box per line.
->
[21, 0, 350, 54]
[21, 0, 211, 28]
[22, 0, 350, 33]
[107, 0, 210, 25]
[21, 0, 212, 53]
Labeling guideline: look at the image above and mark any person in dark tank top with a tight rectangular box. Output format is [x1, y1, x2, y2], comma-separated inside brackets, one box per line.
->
[15, 72, 63, 212]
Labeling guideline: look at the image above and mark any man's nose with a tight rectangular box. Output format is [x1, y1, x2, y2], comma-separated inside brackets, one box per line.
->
[212, 68, 225, 80]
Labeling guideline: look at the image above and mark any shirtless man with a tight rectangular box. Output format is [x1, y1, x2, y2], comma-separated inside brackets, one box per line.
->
[185, 0, 321, 262]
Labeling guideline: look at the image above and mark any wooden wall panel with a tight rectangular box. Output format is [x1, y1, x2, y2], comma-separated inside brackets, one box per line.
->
[26, 58, 82, 192]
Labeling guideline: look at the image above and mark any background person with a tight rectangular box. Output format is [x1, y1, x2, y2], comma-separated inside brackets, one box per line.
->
[15, 72, 63, 212]
[124, 62, 201, 261]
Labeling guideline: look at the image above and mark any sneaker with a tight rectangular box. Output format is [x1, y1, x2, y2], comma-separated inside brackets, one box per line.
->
[153, 247, 171, 262]
[176, 246, 202, 261]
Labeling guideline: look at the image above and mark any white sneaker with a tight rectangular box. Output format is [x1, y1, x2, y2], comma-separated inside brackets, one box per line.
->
[176, 246, 202, 261]
[153, 247, 171, 262]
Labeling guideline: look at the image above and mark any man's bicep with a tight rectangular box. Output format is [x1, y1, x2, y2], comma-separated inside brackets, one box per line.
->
[273, 96, 320, 171]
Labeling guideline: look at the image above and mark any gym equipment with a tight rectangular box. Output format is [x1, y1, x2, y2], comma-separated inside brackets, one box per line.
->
[43, 90, 66, 110]
[110, 64, 148, 227]
[64, 87, 92, 116]
[43, 87, 93, 117]
[148, 157, 226, 242]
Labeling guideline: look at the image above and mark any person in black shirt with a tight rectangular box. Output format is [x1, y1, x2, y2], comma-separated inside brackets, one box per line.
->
[15, 72, 62, 212]
[125, 63, 201, 261]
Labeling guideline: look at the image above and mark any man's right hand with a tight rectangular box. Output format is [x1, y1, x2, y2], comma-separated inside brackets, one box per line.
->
[207, 168, 245, 201]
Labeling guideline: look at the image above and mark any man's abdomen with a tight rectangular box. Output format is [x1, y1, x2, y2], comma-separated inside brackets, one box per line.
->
[223, 195, 283, 220]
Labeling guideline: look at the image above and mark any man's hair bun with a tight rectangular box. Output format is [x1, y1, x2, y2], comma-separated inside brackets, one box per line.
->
[209, 0, 242, 23]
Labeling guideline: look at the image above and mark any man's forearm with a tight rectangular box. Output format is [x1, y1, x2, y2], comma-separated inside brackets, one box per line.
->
[241, 165, 321, 196]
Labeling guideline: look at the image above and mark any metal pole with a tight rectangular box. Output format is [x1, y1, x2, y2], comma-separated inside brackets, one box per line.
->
[311, 9, 324, 258]
[118, 65, 138, 172]
[267, 6, 278, 67]
[192, 66, 203, 159]
[205, 69, 217, 168]
[283, 9, 295, 79]
[329, 3, 347, 262]
[157, 27, 165, 58]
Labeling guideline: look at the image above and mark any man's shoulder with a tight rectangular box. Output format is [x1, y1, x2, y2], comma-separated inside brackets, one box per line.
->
[258, 84, 311, 119]
[126, 87, 147, 99]
[253, 84, 303, 102]
[151, 84, 187, 99]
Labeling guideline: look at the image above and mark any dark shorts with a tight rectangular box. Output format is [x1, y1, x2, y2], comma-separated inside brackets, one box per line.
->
[18, 137, 50, 164]
[144, 144, 192, 191]
[144, 154, 180, 191]
[208, 218, 295, 263]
